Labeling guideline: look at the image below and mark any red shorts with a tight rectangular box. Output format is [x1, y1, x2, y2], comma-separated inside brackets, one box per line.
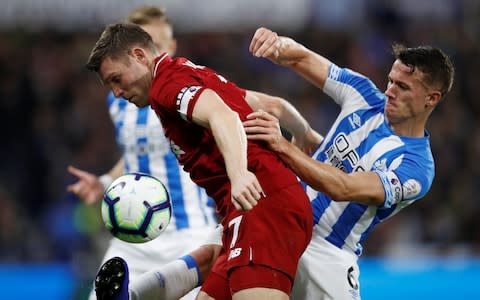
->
[202, 264, 291, 299]
[201, 183, 313, 297]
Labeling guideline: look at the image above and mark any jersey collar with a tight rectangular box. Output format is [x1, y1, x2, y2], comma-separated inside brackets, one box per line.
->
[153, 53, 169, 77]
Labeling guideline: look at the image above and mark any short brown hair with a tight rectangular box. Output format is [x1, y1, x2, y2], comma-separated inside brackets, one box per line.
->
[126, 6, 171, 26]
[393, 44, 455, 96]
[86, 23, 156, 73]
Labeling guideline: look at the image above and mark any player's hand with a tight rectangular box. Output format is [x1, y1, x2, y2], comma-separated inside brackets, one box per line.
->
[66, 165, 104, 205]
[243, 110, 288, 153]
[249, 27, 282, 64]
[250, 27, 305, 67]
[230, 171, 265, 211]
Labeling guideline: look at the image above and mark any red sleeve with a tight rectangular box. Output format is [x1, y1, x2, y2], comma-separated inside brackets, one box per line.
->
[149, 56, 250, 121]
[150, 61, 206, 121]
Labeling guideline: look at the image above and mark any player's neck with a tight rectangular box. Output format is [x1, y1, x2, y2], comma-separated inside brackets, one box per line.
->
[389, 117, 426, 138]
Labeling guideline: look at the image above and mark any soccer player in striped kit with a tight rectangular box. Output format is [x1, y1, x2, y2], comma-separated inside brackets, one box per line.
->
[85, 26, 454, 300]
[246, 27, 455, 299]
[67, 7, 218, 300]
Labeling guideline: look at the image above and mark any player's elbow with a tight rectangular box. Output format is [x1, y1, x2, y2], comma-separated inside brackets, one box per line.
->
[210, 108, 240, 129]
[245, 90, 284, 118]
[262, 96, 284, 118]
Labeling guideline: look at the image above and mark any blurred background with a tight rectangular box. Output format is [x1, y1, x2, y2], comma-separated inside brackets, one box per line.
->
[0, 0, 479, 299]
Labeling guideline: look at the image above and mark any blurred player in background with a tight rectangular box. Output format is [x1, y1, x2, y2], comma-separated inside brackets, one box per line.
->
[86, 22, 313, 300]
[245, 27, 455, 299]
[66, 6, 218, 300]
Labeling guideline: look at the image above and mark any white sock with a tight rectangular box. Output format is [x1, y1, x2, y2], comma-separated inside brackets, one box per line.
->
[129, 255, 201, 300]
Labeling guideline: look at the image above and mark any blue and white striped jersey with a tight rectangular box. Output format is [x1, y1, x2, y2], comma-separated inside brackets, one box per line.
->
[107, 92, 217, 232]
[305, 64, 434, 256]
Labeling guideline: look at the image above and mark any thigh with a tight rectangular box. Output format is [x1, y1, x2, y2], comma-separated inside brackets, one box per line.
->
[230, 265, 291, 296]
[200, 255, 232, 300]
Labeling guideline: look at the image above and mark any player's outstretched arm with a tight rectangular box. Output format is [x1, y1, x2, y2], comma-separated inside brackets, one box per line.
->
[249, 27, 332, 90]
[191, 89, 265, 211]
[245, 90, 323, 155]
[245, 111, 385, 206]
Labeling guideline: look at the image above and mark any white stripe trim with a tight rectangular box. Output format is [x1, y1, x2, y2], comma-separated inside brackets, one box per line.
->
[348, 114, 384, 150]
[316, 201, 349, 235]
[316, 82, 371, 154]
[358, 135, 403, 171]
[343, 205, 377, 253]
[153, 53, 168, 77]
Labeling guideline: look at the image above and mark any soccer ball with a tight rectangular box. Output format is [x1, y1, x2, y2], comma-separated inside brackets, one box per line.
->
[101, 173, 171, 243]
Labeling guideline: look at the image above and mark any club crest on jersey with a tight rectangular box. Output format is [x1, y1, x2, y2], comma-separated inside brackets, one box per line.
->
[373, 158, 387, 172]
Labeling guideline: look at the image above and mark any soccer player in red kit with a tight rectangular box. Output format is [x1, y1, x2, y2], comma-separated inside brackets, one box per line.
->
[86, 23, 312, 300]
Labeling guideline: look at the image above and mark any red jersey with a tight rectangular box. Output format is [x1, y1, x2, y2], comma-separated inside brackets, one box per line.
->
[149, 54, 299, 218]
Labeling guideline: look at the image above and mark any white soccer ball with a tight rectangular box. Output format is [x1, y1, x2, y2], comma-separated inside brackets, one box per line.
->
[101, 173, 171, 243]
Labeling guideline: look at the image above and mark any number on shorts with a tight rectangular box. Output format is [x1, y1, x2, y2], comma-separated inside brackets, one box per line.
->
[228, 215, 243, 248]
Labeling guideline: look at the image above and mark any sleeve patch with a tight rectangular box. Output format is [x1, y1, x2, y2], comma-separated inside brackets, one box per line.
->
[328, 64, 341, 81]
[176, 86, 202, 120]
[375, 170, 403, 209]
[402, 179, 422, 200]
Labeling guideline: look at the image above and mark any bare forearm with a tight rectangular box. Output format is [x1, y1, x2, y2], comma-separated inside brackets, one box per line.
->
[246, 91, 310, 138]
[277, 140, 385, 205]
[276, 140, 350, 200]
[251, 28, 332, 90]
[278, 37, 331, 90]
[210, 111, 248, 178]
[191, 89, 248, 177]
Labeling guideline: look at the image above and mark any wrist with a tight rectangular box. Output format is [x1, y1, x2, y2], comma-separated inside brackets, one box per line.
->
[99, 174, 114, 191]
[276, 137, 293, 156]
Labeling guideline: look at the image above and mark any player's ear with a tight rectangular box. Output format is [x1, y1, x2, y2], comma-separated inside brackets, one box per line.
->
[426, 91, 441, 107]
[131, 47, 148, 64]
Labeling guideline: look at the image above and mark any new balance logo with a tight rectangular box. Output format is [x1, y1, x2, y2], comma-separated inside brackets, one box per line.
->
[169, 140, 185, 158]
[228, 248, 242, 260]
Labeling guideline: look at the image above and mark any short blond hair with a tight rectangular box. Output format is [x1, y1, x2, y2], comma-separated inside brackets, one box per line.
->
[126, 6, 171, 26]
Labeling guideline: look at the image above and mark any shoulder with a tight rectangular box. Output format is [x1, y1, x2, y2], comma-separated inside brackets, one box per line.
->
[391, 145, 434, 201]
[325, 64, 386, 108]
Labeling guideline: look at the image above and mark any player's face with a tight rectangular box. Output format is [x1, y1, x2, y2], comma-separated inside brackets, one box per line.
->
[140, 21, 177, 56]
[384, 60, 432, 124]
[99, 54, 152, 107]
